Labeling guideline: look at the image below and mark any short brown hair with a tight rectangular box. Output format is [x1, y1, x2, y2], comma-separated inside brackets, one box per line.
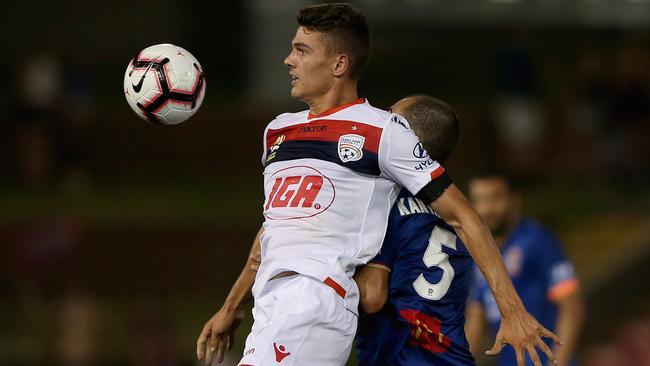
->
[297, 3, 370, 80]
[399, 95, 459, 163]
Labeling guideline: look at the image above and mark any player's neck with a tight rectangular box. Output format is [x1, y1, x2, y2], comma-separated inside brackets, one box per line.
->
[307, 83, 359, 117]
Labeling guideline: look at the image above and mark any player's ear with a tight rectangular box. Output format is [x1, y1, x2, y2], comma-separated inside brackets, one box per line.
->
[333, 54, 349, 78]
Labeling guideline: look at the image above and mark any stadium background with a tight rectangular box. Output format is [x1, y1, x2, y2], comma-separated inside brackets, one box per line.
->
[1, 0, 649, 365]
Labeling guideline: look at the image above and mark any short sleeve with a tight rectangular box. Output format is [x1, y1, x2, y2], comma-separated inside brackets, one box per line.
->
[378, 113, 452, 205]
[538, 235, 579, 301]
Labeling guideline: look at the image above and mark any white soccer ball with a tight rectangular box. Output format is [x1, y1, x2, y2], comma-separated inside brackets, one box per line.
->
[123, 43, 206, 125]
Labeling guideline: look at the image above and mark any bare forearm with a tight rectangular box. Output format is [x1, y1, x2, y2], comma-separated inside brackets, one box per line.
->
[432, 185, 524, 317]
[222, 228, 263, 312]
[552, 293, 584, 365]
[457, 217, 524, 316]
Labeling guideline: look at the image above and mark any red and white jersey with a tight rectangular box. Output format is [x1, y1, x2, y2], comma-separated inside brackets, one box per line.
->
[254, 98, 451, 312]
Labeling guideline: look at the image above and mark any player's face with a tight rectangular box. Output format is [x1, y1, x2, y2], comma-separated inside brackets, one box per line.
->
[284, 26, 338, 102]
[469, 177, 514, 237]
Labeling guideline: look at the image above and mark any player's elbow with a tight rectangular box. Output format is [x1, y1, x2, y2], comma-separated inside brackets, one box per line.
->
[359, 286, 388, 314]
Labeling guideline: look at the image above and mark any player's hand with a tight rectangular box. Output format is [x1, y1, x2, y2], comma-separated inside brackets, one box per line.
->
[249, 250, 261, 272]
[196, 307, 245, 365]
[486, 310, 563, 366]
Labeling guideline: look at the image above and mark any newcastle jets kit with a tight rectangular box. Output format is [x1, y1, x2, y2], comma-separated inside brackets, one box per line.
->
[355, 188, 476, 366]
[238, 98, 452, 366]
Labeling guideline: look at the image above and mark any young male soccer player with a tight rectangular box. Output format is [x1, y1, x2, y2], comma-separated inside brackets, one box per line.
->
[197, 4, 560, 366]
[466, 174, 584, 366]
[354, 95, 476, 366]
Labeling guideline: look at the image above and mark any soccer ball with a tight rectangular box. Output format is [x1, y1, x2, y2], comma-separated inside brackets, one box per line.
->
[123, 43, 206, 125]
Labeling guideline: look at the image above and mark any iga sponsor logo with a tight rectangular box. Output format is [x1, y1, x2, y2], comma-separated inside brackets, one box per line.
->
[338, 134, 365, 162]
[264, 166, 335, 220]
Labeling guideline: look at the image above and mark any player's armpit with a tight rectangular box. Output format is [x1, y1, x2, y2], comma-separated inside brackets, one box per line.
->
[354, 265, 390, 314]
[248, 227, 264, 272]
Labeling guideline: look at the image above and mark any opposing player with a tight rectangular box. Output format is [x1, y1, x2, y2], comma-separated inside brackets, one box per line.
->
[354, 95, 476, 366]
[466, 173, 584, 366]
[197, 4, 560, 366]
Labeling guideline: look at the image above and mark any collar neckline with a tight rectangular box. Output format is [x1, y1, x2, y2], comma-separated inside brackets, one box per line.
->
[307, 98, 365, 119]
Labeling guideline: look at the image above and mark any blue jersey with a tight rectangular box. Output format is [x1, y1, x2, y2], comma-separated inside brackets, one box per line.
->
[470, 219, 579, 366]
[356, 188, 475, 366]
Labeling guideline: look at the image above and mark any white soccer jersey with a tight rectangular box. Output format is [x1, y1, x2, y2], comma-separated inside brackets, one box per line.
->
[254, 98, 451, 313]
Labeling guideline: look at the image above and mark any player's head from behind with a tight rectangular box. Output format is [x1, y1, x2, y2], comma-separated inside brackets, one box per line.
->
[390, 95, 459, 164]
[284, 3, 370, 102]
[468, 171, 522, 241]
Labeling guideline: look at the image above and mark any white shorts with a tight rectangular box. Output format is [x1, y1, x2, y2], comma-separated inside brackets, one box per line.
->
[238, 274, 358, 366]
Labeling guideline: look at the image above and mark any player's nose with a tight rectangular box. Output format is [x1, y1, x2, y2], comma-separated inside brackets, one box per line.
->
[284, 52, 295, 68]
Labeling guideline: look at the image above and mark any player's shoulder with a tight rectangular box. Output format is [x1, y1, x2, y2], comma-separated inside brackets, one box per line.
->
[517, 219, 562, 249]
[319, 99, 395, 129]
[520, 218, 556, 238]
[357, 102, 413, 130]
[266, 110, 310, 130]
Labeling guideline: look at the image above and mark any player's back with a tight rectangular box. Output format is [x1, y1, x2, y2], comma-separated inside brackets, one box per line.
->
[357, 187, 475, 366]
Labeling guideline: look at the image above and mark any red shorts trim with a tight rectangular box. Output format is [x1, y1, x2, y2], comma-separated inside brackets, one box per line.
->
[324, 277, 346, 298]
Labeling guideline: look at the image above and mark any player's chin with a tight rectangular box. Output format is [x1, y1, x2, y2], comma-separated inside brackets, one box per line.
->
[290, 86, 303, 99]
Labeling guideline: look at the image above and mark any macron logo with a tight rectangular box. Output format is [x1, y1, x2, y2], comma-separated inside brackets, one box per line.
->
[273, 343, 290, 363]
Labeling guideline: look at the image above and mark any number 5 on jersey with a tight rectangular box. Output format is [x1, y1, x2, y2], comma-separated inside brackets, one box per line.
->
[413, 226, 457, 300]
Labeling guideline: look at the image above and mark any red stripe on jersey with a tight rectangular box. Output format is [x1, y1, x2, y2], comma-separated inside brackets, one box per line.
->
[399, 309, 452, 353]
[431, 166, 445, 180]
[266, 119, 382, 154]
[324, 277, 347, 298]
[307, 98, 365, 119]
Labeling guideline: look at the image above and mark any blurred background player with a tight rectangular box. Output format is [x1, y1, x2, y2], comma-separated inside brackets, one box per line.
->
[354, 95, 476, 366]
[465, 173, 585, 366]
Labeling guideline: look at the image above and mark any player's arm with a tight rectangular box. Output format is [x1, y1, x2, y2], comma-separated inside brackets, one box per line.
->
[429, 184, 562, 366]
[550, 286, 584, 366]
[354, 264, 390, 314]
[196, 226, 263, 365]
[465, 300, 488, 359]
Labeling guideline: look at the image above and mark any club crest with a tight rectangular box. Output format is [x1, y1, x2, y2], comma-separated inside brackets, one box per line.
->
[338, 134, 365, 162]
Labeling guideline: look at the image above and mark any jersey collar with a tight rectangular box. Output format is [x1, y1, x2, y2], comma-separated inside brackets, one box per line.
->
[307, 98, 366, 119]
